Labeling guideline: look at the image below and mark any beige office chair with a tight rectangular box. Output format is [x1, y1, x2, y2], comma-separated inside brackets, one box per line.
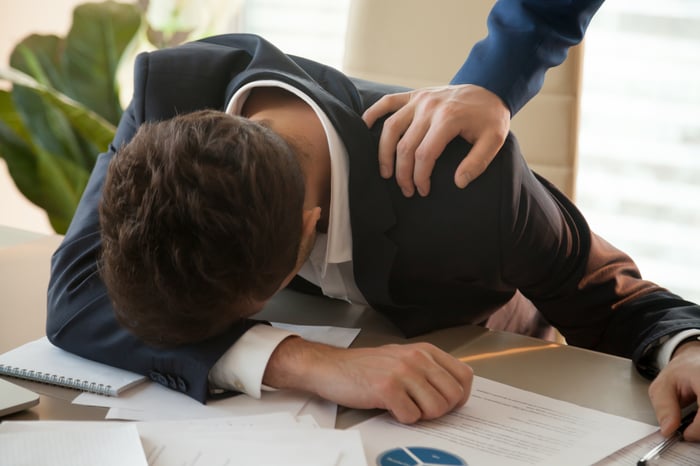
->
[342, 0, 582, 342]
[342, 0, 583, 199]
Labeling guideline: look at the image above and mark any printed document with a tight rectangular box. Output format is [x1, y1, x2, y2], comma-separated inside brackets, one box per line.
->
[354, 376, 657, 466]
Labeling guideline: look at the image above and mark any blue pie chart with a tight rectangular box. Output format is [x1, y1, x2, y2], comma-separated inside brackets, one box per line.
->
[377, 446, 467, 466]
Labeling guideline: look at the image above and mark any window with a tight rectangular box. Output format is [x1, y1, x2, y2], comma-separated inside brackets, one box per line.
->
[239, 0, 351, 69]
[576, 1, 700, 303]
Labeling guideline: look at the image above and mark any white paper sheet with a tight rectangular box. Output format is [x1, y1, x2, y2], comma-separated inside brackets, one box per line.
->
[0, 424, 147, 466]
[75, 380, 312, 421]
[139, 428, 365, 466]
[297, 395, 339, 428]
[354, 376, 658, 466]
[271, 322, 360, 348]
[0, 414, 366, 466]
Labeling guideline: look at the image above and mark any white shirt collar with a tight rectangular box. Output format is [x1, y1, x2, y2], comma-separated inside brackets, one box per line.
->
[226, 80, 353, 271]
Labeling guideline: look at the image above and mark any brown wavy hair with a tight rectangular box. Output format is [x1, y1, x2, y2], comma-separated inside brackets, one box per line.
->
[99, 110, 305, 346]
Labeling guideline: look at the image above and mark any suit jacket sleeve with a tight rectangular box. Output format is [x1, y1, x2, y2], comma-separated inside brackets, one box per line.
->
[495, 147, 700, 375]
[451, 0, 604, 114]
[46, 43, 263, 403]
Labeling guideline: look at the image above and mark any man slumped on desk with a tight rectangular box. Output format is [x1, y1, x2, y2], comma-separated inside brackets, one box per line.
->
[47, 34, 700, 439]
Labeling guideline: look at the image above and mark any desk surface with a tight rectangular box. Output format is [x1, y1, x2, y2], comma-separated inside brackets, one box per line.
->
[0, 226, 657, 428]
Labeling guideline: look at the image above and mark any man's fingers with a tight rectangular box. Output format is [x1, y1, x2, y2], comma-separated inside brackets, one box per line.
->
[376, 105, 417, 182]
[437, 356, 473, 407]
[385, 389, 423, 424]
[648, 377, 684, 436]
[412, 123, 457, 196]
[362, 92, 411, 128]
[682, 412, 700, 442]
[381, 344, 474, 422]
[454, 136, 504, 189]
[395, 116, 433, 197]
[391, 367, 466, 421]
[409, 348, 474, 419]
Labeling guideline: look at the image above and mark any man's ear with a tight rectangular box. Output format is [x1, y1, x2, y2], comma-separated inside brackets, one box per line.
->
[277, 207, 322, 292]
[302, 207, 322, 239]
[297, 207, 321, 264]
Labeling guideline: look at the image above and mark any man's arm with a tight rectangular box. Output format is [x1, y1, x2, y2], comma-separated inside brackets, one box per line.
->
[452, 0, 604, 114]
[488, 142, 700, 436]
[263, 336, 473, 424]
[363, 0, 605, 196]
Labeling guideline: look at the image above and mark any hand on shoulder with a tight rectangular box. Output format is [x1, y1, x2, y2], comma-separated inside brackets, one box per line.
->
[362, 84, 510, 197]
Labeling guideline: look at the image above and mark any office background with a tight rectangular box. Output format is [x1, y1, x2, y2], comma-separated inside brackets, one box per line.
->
[1, 0, 698, 303]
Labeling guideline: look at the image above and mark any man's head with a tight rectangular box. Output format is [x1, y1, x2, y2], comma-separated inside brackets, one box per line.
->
[99, 110, 306, 346]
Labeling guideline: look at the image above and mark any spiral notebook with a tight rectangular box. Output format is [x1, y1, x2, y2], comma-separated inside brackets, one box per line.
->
[0, 337, 146, 396]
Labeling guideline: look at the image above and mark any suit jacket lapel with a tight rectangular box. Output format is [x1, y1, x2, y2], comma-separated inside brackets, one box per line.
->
[211, 34, 400, 308]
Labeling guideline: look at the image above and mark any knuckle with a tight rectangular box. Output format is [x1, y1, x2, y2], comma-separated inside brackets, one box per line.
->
[396, 138, 415, 157]
[433, 100, 461, 121]
[376, 375, 402, 397]
[400, 347, 425, 362]
[414, 146, 436, 163]
[382, 116, 403, 136]
[423, 399, 449, 420]
[376, 374, 399, 397]
[414, 342, 437, 352]
[462, 364, 474, 379]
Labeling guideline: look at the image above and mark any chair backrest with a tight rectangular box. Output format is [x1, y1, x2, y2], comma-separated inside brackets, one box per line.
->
[342, 0, 583, 199]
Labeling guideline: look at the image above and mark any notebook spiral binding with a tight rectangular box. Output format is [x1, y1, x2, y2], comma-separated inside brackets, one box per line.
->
[0, 364, 113, 396]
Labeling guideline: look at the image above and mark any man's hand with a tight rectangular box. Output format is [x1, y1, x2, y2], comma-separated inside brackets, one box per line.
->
[362, 84, 510, 197]
[648, 340, 700, 440]
[264, 337, 473, 424]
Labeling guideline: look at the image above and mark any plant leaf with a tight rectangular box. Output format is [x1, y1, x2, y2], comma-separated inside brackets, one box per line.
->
[0, 1, 141, 232]
[0, 88, 92, 233]
[63, 1, 142, 124]
[10, 35, 68, 91]
[0, 70, 115, 233]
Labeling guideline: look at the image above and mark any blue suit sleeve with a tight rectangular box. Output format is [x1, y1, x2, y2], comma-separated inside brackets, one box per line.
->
[451, 0, 604, 114]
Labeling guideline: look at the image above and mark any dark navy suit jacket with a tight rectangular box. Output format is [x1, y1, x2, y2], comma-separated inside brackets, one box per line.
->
[47, 34, 700, 402]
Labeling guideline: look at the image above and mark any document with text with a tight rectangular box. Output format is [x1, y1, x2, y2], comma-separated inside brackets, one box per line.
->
[354, 376, 658, 466]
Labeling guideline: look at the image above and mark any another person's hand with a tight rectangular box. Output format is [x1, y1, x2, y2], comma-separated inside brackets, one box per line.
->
[647, 340, 700, 440]
[362, 84, 510, 197]
[264, 337, 473, 424]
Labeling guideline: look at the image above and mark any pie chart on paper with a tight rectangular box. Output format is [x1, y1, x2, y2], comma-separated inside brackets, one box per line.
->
[376, 446, 467, 465]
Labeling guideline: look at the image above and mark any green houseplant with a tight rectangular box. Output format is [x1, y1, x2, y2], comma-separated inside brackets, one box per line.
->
[0, 2, 141, 233]
[1, 0, 243, 233]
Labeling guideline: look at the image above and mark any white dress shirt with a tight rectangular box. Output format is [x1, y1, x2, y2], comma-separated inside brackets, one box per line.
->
[209, 80, 365, 397]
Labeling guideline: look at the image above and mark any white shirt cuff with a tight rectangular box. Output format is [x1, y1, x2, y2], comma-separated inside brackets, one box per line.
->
[655, 329, 700, 369]
[208, 324, 297, 398]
